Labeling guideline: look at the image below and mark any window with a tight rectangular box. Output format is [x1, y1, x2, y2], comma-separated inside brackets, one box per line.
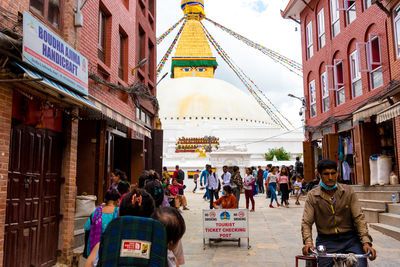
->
[148, 41, 154, 81]
[136, 107, 152, 126]
[330, 0, 340, 37]
[118, 33, 126, 80]
[309, 80, 316, 117]
[364, 0, 372, 10]
[346, 1, 356, 25]
[394, 5, 400, 58]
[98, 10, 107, 62]
[369, 35, 383, 89]
[335, 60, 345, 105]
[321, 72, 329, 112]
[317, 9, 326, 49]
[306, 22, 313, 59]
[30, 0, 60, 28]
[350, 51, 362, 98]
[138, 26, 146, 62]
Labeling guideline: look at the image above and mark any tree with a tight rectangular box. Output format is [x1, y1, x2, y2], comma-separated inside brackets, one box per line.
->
[264, 147, 290, 161]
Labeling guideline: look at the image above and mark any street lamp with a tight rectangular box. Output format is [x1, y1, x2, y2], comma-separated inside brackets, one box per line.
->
[131, 58, 148, 75]
[288, 93, 306, 137]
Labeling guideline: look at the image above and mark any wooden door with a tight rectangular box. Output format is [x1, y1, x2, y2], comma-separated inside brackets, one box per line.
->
[322, 134, 339, 161]
[4, 124, 62, 267]
[303, 141, 314, 182]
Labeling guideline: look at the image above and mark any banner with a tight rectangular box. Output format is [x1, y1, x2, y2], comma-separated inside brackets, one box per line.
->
[23, 12, 88, 96]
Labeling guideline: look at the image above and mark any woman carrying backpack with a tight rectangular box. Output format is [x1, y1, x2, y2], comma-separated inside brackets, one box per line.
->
[83, 189, 120, 258]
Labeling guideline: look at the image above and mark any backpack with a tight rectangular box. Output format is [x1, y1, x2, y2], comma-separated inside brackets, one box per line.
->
[97, 216, 167, 267]
[177, 169, 185, 181]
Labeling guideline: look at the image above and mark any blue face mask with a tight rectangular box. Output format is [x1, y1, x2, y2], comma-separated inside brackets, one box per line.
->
[320, 180, 338, 191]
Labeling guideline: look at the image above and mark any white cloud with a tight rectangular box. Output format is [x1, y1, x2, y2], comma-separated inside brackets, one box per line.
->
[156, 0, 304, 128]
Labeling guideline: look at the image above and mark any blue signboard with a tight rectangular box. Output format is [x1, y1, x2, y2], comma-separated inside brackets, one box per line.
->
[23, 12, 88, 96]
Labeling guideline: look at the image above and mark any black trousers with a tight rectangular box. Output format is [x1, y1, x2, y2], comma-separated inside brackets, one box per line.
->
[209, 189, 219, 209]
[280, 183, 289, 204]
[257, 179, 265, 194]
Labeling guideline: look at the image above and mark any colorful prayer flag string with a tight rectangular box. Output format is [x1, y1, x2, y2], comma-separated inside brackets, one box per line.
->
[157, 17, 185, 45]
[157, 20, 187, 77]
[201, 22, 290, 130]
[205, 17, 303, 78]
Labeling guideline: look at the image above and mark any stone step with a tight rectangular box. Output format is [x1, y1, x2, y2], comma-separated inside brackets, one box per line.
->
[370, 223, 400, 242]
[361, 208, 385, 223]
[388, 203, 400, 215]
[379, 213, 400, 228]
[74, 216, 89, 230]
[359, 199, 391, 210]
[352, 185, 400, 192]
[355, 191, 399, 202]
[74, 229, 85, 249]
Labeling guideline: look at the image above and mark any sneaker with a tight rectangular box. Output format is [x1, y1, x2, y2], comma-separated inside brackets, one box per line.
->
[269, 204, 274, 208]
[277, 203, 280, 207]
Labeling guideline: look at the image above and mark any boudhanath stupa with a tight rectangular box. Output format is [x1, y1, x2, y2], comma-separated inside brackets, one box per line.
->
[157, 0, 303, 174]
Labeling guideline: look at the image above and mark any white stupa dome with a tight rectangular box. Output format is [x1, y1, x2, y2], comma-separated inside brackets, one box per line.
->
[157, 77, 278, 127]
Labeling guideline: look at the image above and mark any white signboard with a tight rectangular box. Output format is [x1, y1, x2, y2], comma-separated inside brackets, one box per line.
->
[23, 12, 89, 96]
[203, 209, 249, 239]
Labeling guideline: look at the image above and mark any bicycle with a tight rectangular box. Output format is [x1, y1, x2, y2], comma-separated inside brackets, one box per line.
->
[295, 245, 371, 267]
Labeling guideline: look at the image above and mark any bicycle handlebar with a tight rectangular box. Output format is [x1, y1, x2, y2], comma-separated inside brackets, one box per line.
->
[309, 248, 371, 259]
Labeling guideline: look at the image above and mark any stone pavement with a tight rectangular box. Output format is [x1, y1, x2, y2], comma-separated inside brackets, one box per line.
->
[180, 189, 400, 267]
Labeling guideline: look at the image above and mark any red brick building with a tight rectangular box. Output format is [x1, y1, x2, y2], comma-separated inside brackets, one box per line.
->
[76, 0, 160, 204]
[0, 0, 160, 266]
[282, 1, 399, 185]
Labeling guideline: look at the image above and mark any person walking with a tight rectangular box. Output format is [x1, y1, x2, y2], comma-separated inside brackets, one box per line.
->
[173, 165, 185, 195]
[257, 166, 265, 194]
[200, 165, 210, 200]
[293, 174, 303, 205]
[221, 166, 231, 192]
[205, 165, 219, 209]
[230, 166, 243, 208]
[267, 166, 280, 208]
[213, 185, 237, 209]
[243, 168, 256, 212]
[295, 156, 304, 177]
[278, 166, 290, 208]
[264, 164, 271, 199]
[193, 170, 199, 193]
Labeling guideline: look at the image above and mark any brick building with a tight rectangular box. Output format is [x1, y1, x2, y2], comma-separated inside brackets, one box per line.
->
[76, 0, 160, 204]
[0, 0, 159, 266]
[283, 0, 400, 186]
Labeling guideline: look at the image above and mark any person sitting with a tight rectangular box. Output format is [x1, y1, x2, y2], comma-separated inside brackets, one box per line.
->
[151, 207, 186, 267]
[165, 184, 176, 207]
[301, 159, 376, 267]
[212, 185, 237, 209]
[171, 179, 189, 210]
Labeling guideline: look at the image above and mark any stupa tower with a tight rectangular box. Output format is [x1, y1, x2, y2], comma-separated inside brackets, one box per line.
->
[171, 0, 218, 78]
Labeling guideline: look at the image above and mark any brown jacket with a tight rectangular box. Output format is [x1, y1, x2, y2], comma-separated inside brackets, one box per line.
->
[230, 172, 243, 189]
[301, 183, 372, 245]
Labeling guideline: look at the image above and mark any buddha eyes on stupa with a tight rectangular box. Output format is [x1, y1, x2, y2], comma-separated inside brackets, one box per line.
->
[181, 68, 192, 72]
[197, 68, 206, 72]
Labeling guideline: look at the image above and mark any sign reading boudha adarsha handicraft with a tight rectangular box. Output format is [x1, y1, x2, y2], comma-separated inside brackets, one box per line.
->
[23, 11, 89, 96]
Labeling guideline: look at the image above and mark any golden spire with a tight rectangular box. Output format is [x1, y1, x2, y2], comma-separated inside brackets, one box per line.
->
[172, 0, 218, 79]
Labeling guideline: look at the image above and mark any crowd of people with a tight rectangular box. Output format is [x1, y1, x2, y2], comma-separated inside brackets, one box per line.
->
[83, 167, 190, 267]
[196, 157, 310, 211]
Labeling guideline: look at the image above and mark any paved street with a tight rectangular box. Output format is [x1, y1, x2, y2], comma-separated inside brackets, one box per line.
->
[180, 188, 400, 267]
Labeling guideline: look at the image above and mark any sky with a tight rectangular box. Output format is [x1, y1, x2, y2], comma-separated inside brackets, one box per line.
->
[156, 0, 304, 128]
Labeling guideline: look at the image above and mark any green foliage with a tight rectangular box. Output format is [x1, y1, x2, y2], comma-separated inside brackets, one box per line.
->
[264, 147, 290, 161]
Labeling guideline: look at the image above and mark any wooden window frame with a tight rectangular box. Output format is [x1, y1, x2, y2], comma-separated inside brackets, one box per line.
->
[29, 0, 63, 31]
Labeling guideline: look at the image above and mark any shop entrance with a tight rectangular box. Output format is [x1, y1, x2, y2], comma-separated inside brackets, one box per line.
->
[5, 124, 62, 267]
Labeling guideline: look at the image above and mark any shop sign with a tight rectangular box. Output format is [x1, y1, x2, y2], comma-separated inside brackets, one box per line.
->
[203, 209, 249, 239]
[23, 12, 88, 96]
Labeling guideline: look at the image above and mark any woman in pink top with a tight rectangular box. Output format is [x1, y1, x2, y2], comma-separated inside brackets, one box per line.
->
[278, 166, 290, 208]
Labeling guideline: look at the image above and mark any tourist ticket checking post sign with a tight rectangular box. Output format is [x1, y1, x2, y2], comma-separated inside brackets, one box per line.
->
[203, 209, 250, 249]
[22, 11, 89, 96]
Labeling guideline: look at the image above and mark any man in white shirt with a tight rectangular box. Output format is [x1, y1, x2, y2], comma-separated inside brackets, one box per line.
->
[221, 165, 231, 189]
[205, 165, 220, 209]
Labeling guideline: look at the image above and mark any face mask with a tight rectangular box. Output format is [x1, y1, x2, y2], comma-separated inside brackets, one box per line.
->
[320, 180, 338, 191]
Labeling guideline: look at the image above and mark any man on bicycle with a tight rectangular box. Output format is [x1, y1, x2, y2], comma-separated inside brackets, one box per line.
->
[301, 159, 376, 266]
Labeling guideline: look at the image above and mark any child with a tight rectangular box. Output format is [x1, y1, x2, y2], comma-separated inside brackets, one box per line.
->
[151, 207, 186, 267]
[294, 174, 303, 205]
[171, 179, 189, 210]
